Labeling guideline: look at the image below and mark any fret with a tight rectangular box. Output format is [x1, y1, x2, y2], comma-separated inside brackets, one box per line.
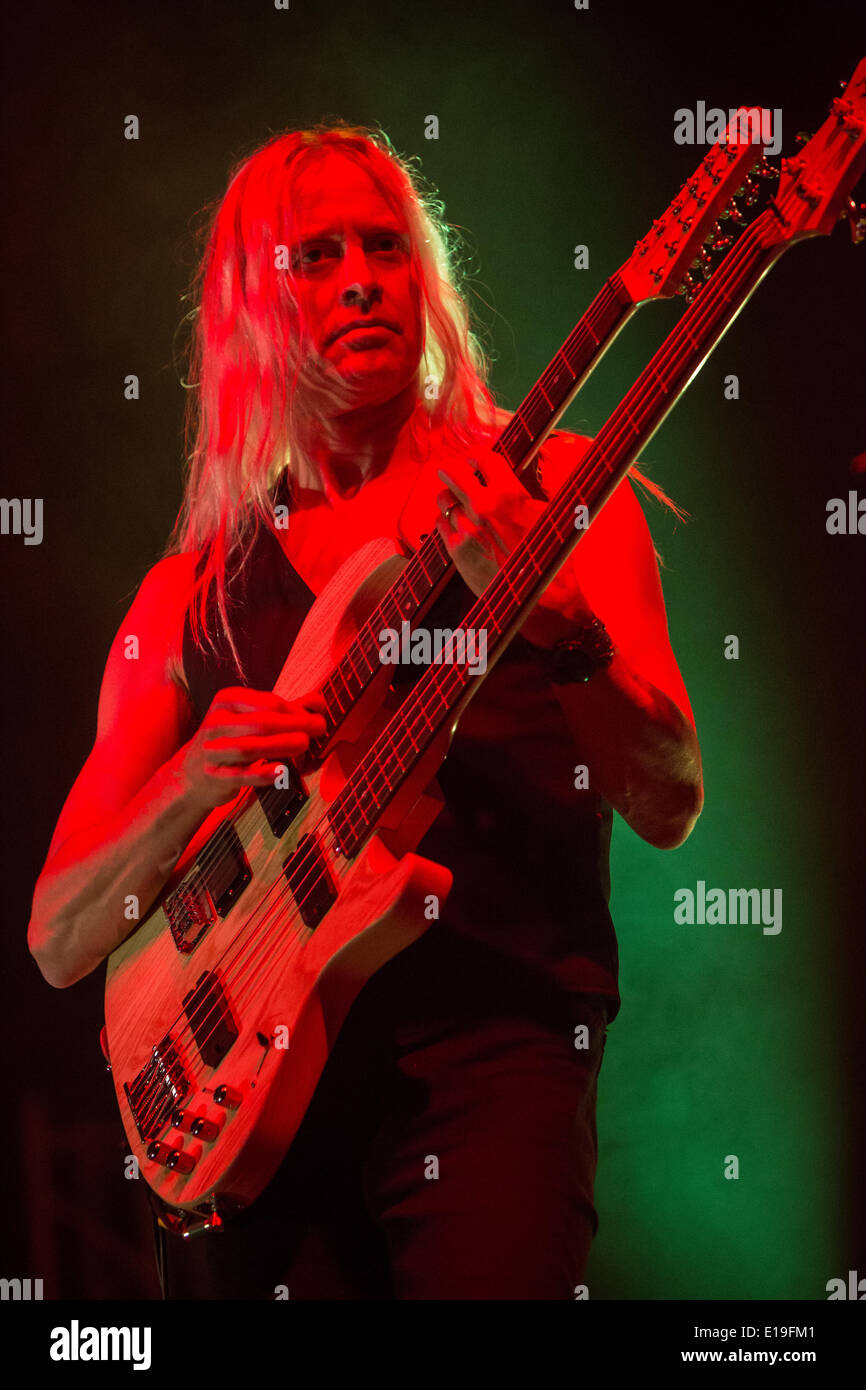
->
[402, 569, 424, 605]
[321, 687, 345, 732]
[327, 667, 352, 715]
[342, 644, 365, 685]
[401, 721, 422, 756]
[555, 342, 578, 376]
[520, 391, 553, 440]
[592, 441, 615, 476]
[355, 632, 381, 676]
[619, 408, 644, 439]
[683, 325, 702, 351]
[416, 699, 436, 734]
[493, 433, 521, 471]
[415, 542, 443, 583]
[649, 363, 669, 395]
[510, 410, 534, 444]
[496, 565, 525, 609]
[544, 349, 577, 390]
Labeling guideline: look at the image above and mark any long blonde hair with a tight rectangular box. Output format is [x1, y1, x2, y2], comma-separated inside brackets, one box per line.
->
[168, 119, 683, 674]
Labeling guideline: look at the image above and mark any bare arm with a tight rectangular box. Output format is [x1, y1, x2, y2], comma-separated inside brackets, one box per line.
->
[524, 461, 703, 850]
[27, 555, 326, 988]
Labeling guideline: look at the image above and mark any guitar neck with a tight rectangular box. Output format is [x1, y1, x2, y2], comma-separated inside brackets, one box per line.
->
[329, 206, 790, 857]
[302, 274, 636, 761]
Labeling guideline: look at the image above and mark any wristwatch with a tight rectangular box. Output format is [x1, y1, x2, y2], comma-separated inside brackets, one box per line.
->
[532, 616, 616, 684]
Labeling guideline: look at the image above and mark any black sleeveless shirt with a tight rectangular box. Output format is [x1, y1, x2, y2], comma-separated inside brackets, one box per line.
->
[182, 480, 621, 1023]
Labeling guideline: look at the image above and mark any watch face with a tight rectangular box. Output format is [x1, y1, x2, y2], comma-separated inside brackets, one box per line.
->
[552, 642, 593, 683]
[551, 624, 614, 683]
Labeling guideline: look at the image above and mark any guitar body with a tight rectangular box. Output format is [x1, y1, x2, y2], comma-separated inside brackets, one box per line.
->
[104, 538, 453, 1213]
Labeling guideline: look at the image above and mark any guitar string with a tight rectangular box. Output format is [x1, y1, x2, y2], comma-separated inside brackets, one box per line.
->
[187, 145, 754, 891]
[130, 281, 634, 1129]
[135, 136, 770, 1118]
[186, 278, 629, 890]
[133, 209, 775, 1131]
[136, 207, 774, 1125]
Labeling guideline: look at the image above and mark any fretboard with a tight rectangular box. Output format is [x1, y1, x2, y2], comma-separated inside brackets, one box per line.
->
[328, 208, 788, 856]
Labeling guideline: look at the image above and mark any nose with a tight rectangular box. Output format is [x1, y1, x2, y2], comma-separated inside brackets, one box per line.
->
[339, 240, 383, 312]
[340, 280, 382, 311]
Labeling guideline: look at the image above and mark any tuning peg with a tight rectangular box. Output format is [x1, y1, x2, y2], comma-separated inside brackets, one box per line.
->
[676, 272, 699, 301]
[755, 157, 778, 180]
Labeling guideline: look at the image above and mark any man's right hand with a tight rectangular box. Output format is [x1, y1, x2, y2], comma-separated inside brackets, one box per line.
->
[173, 687, 328, 812]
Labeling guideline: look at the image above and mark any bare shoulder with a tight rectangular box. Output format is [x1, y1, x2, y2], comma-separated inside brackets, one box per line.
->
[537, 428, 646, 535]
[126, 551, 200, 693]
[94, 550, 202, 746]
[41, 552, 203, 860]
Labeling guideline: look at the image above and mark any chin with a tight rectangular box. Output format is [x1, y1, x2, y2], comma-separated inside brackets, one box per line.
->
[338, 365, 415, 405]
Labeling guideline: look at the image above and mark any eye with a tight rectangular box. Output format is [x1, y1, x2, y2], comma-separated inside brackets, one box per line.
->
[370, 233, 406, 257]
[291, 241, 339, 273]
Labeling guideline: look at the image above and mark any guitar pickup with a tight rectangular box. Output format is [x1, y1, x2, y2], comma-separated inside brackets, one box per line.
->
[283, 833, 337, 929]
[182, 970, 238, 1069]
[166, 824, 251, 954]
[256, 761, 307, 836]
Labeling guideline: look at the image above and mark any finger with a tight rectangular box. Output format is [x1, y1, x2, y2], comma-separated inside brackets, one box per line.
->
[299, 693, 328, 712]
[211, 687, 289, 711]
[440, 511, 497, 564]
[203, 721, 326, 747]
[468, 455, 489, 487]
[441, 448, 535, 507]
[436, 488, 462, 530]
[204, 761, 299, 785]
[212, 688, 327, 716]
[202, 731, 315, 764]
[437, 469, 482, 525]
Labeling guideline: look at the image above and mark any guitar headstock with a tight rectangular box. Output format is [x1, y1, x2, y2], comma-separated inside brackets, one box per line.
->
[764, 59, 866, 248]
[619, 109, 775, 303]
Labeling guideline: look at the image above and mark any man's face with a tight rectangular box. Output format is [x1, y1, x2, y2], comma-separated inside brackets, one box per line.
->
[289, 153, 424, 408]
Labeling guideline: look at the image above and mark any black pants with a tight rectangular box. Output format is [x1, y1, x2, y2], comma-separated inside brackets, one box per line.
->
[155, 925, 610, 1300]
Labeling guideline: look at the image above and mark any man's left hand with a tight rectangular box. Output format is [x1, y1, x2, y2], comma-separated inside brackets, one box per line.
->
[436, 448, 595, 647]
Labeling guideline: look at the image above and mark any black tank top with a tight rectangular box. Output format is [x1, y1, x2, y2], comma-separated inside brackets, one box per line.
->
[182, 480, 621, 1022]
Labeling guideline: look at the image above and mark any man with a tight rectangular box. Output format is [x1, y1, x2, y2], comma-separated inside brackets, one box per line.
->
[28, 122, 703, 1299]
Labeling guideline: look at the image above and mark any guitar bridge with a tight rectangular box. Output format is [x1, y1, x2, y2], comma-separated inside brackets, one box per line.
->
[123, 1034, 190, 1142]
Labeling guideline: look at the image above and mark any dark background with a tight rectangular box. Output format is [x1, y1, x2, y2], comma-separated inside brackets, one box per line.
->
[1, 0, 864, 1300]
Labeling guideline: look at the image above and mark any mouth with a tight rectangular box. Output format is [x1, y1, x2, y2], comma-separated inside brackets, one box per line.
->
[328, 319, 402, 347]
[340, 328, 395, 351]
